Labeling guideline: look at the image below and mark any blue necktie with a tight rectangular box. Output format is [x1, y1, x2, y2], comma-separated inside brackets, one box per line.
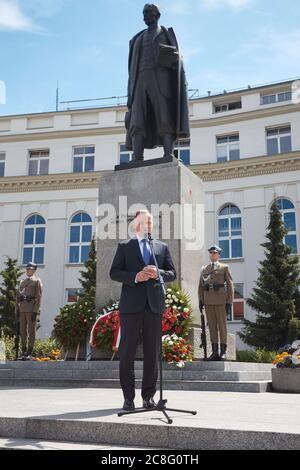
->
[142, 239, 151, 265]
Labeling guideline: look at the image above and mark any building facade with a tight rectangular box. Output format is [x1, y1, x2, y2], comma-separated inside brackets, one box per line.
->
[0, 79, 299, 349]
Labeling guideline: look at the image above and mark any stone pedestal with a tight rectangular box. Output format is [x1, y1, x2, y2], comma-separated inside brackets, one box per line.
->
[96, 158, 205, 323]
[95, 158, 236, 359]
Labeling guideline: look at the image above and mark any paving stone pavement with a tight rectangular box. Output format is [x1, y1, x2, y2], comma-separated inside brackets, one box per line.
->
[0, 387, 299, 449]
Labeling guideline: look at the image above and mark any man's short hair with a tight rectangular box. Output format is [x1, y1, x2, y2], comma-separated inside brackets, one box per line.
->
[143, 4, 161, 18]
[134, 210, 152, 220]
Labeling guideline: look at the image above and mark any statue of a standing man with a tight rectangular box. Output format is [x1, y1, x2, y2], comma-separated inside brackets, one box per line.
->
[125, 4, 190, 162]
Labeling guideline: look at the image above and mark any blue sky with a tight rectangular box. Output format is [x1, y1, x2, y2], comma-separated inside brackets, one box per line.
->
[0, 0, 300, 116]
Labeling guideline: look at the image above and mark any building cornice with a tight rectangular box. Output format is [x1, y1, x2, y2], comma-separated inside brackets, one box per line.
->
[0, 171, 108, 193]
[0, 78, 297, 122]
[0, 126, 125, 143]
[0, 152, 300, 193]
[190, 103, 300, 128]
[0, 103, 300, 143]
[0, 106, 127, 121]
[191, 151, 300, 181]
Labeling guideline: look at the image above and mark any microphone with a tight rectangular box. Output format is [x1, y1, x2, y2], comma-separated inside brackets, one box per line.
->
[147, 232, 153, 242]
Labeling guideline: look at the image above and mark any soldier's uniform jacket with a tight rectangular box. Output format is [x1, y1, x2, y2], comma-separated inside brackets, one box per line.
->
[198, 262, 234, 306]
[16, 276, 43, 314]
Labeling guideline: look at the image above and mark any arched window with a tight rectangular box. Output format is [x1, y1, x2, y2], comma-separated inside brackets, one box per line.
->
[276, 198, 298, 254]
[22, 214, 46, 265]
[69, 212, 93, 264]
[218, 204, 243, 259]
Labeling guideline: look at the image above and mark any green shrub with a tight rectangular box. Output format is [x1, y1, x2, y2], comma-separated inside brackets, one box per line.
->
[236, 348, 276, 363]
[3, 336, 16, 360]
[3, 336, 60, 360]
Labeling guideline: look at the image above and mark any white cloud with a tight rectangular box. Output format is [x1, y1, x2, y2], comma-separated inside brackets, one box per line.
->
[181, 46, 203, 63]
[0, 0, 37, 32]
[0, 0, 70, 33]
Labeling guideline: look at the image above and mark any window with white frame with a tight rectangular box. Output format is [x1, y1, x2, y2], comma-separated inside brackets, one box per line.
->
[216, 134, 240, 162]
[22, 214, 46, 265]
[73, 146, 95, 173]
[69, 212, 93, 264]
[227, 284, 245, 322]
[28, 150, 49, 176]
[266, 126, 292, 156]
[0, 152, 5, 177]
[218, 204, 243, 259]
[261, 91, 292, 105]
[276, 198, 298, 254]
[119, 143, 133, 164]
[214, 101, 242, 113]
[66, 288, 84, 304]
[174, 139, 190, 165]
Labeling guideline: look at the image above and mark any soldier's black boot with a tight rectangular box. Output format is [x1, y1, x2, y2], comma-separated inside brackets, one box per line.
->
[220, 344, 227, 361]
[18, 346, 27, 361]
[26, 347, 33, 361]
[207, 343, 220, 361]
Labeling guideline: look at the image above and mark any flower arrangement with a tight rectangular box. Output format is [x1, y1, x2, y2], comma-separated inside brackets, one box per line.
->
[162, 334, 193, 368]
[273, 340, 300, 368]
[32, 349, 62, 362]
[90, 301, 120, 351]
[163, 285, 193, 337]
[90, 284, 194, 366]
[52, 298, 96, 349]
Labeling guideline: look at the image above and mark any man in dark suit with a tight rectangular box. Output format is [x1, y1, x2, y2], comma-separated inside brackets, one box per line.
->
[110, 210, 176, 410]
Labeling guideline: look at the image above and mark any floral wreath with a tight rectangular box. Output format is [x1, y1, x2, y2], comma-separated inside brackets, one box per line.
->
[90, 284, 194, 368]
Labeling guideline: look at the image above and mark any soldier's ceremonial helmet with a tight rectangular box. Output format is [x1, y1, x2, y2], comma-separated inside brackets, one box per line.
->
[208, 245, 222, 253]
[26, 262, 37, 270]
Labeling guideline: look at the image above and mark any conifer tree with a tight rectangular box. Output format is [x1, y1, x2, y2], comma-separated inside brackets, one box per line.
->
[0, 257, 22, 336]
[78, 237, 96, 308]
[239, 199, 300, 350]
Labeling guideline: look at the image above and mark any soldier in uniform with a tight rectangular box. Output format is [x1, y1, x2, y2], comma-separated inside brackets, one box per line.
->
[16, 262, 43, 360]
[198, 246, 234, 361]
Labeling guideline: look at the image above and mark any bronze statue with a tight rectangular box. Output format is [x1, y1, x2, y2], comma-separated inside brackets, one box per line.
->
[125, 4, 190, 162]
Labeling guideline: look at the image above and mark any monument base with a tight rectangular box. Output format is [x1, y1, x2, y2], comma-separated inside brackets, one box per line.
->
[86, 326, 236, 361]
[115, 155, 176, 171]
[96, 158, 205, 325]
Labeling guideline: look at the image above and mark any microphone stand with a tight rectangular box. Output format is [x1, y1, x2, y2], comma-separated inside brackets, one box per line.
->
[118, 233, 197, 424]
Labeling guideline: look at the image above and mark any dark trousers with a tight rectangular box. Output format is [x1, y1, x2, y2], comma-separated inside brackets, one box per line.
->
[119, 302, 161, 401]
[20, 312, 36, 352]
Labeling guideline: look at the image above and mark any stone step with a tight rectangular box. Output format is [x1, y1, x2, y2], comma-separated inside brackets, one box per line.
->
[0, 361, 274, 372]
[1, 369, 271, 381]
[0, 437, 161, 451]
[0, 377, 271, 392]
[0, 369, 14, 378]
[0, 412, 296, 450]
